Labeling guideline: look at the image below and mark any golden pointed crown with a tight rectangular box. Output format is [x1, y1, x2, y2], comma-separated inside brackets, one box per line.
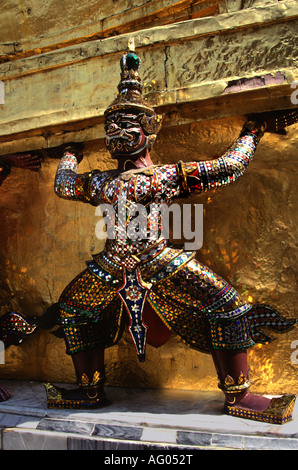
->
[104, 38, 160, 123]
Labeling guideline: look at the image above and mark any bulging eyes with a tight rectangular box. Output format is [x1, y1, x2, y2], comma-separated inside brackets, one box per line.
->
[105, 123, 119, 134]
[122, 122, 132, 129]
[105, 121, 140, 134]
[120, 121, 139, 130]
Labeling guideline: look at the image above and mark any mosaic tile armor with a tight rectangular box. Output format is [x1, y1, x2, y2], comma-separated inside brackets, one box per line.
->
[54, 124, 294, 361]
[46, 41, 298, 420]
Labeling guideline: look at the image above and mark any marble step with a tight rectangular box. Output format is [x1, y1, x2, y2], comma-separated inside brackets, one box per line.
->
[0, 380, 298, 450]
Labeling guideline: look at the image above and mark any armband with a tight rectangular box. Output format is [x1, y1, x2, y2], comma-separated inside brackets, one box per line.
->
[176, 160, 191, 197]
[75, 170, 99, 204]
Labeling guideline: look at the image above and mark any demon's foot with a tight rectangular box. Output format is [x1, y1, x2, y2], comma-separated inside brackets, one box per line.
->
[224, 392, 296, 424]
[44, 383, 110, 409]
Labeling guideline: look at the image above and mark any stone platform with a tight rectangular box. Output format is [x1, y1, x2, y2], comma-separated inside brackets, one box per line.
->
[0, 380, 298, 451]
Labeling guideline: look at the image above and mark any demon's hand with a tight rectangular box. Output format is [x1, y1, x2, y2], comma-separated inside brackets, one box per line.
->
[248, 108, 298, 134]
[0, 152, 42, 171]
[47, 142, 84, 163]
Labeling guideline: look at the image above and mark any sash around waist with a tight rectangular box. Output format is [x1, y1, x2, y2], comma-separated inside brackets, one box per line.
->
[86, 244, 195, 287]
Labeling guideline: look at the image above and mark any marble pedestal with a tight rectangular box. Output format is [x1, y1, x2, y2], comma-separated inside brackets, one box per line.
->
[0, 380, 298, 451]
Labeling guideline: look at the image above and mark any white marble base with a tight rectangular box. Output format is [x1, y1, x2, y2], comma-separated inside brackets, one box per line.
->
[0, 380, 298, 450]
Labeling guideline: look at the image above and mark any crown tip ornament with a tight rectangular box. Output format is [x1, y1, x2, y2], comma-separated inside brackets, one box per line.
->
[127, 37, 135, 52]
[120, 38, 139, 75]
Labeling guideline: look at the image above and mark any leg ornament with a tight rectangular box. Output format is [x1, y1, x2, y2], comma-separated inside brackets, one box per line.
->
[218, 373, 252, 404]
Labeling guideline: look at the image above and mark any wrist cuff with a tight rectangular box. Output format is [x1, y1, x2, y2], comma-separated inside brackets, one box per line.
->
[240, 121, 266, 140]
